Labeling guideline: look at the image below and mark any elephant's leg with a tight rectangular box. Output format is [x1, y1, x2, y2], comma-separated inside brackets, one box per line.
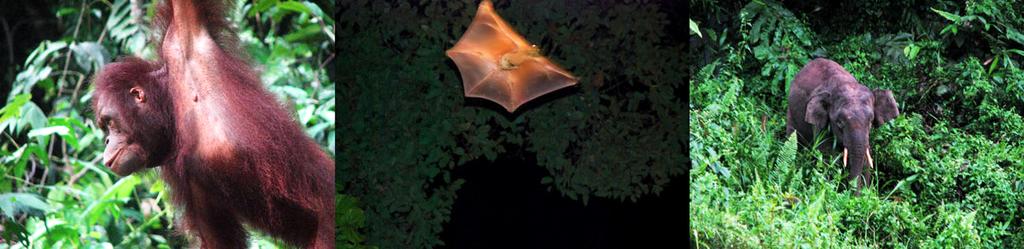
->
[787, 111, 807, 148]
[786, 122, 794, 137]
[797, 124, 819, 149]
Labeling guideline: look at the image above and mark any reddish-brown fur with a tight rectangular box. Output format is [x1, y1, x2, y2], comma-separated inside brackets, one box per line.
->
[92, 0, 334, 248]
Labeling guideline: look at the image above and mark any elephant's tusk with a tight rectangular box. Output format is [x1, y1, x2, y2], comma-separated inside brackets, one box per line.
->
[867, 148, 874, 168]
[843, 148, 848, 167]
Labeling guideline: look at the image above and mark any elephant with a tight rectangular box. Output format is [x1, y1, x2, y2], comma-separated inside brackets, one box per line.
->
[786, 58, 900, 193]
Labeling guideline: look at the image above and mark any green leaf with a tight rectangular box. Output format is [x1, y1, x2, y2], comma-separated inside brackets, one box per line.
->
[284, 24, 322, 42]
[0, 193, 51, 219]
[0, 94, 30, 132]
[904, 44, 921, 60]
[776, 133, 798, 170]
[1005, 27, 1024, 46]
[940, 25, 958, 35]
[277, 85, 309, 100]
[305, 122, 330, 138]
[298, 105, 315, 124]
[27, 126, 70, 138]
[930, 8, 960, 22]
[301, 2, 326, 20]
[750, 15, 765, 43]
[989, 56, 1000, 74]
[317, 110, 335, 123]
[277, 1, 311, 15]
[25, 41, 66, 67]
[56, 7, 77, 17]
[689, 19, 702, 38]
[70, 42, 109, 72]
[81, 175, 141, 225]
[253, 0, 278, 13]
[483, 149, 497, 161]
[21, 102, 47, 133]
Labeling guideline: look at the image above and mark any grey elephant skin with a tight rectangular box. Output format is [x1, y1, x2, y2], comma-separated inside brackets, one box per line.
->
[785, 58, 900, 192]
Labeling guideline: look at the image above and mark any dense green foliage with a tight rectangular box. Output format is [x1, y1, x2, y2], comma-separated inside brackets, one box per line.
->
[0, 0, 336, 248]
[691, 0, 1024, 247]
[340, 1, 685, 248]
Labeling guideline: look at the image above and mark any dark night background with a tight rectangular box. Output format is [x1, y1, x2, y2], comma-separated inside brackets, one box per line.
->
[0, 2, 61, 101]
[341, 0, 686, 248]
[440, 156, 683, 248]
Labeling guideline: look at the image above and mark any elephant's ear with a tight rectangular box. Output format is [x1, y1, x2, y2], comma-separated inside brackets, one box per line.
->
[873, 89, 900, 126]
[805, 86, 831, 126]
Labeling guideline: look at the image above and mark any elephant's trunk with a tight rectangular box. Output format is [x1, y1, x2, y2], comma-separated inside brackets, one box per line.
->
[844, 143, 870, 191]
[845, 148, 874, 168]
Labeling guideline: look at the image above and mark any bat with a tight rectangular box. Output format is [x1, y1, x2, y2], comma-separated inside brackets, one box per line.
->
[446, 0, 578, 112]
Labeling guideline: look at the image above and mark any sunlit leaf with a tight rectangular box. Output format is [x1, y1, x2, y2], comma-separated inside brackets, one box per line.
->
[931, 8, 961, 22]
[0, 193, 51, 219]
[27, 126, 70, 138]
[690, 19, 702, 38]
